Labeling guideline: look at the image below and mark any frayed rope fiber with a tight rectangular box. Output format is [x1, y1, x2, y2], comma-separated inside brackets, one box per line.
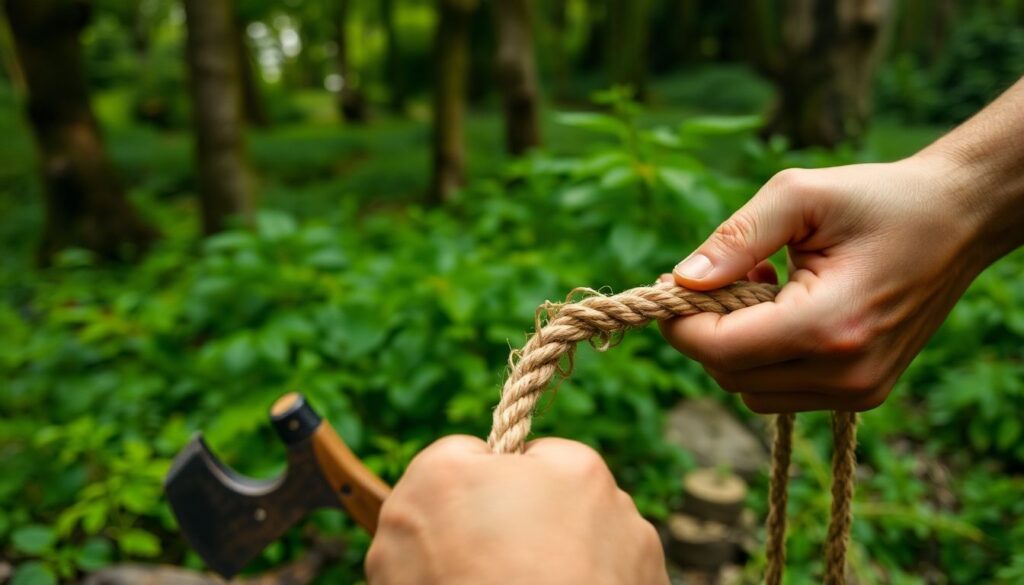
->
[486, 281, 858, 584]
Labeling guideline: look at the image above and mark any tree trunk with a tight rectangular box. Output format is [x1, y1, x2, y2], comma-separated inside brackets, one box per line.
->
[761, 0, 891, 148]
[4, 0, 158, 265]
[606, 0, 651, 100]
[380, 0, 405, 113]
[545, 0, 570, 103]
[234, 19, 269, 127]
[428, 0, 476, 204]
[493, 0, 542, 155]
[184, 0, 254, 235]
[335, 0, 368, 123]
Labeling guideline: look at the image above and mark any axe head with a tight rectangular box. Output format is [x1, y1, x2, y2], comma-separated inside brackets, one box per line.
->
[164, 394, 387, 578]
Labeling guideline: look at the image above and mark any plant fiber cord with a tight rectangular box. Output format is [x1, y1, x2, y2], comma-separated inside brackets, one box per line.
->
[487, 281, 858, 584]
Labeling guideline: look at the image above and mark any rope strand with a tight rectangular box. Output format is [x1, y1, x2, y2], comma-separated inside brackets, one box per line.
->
[486, 281, 859, 582]
[825, 411, 858, 584]
[764, 413, 795, 585]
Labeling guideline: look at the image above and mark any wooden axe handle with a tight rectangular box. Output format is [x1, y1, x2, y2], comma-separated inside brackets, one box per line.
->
[272, 393, 390, 534]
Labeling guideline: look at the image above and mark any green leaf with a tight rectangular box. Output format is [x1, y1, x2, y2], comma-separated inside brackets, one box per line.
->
[558, 184, 599, 209]
[12, 525, 56, 555]
[11, 562, 57, 585]
[222, 334, 258, 375]
[555, 112, 627, 137]
[80, 502, 108, 535]
[117, 528, 161, 558]
[680, 115, 762, 136]
[600, 166, 638, 190]
[75, 538, 114, 571]
[257, 210, 298, 241]
[609, 224, 656, 270]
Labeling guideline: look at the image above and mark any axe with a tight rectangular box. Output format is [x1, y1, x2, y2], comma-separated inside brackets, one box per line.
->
[164, 393, 390, 578]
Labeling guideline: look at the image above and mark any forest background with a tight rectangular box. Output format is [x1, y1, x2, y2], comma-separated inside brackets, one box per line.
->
[1, 1, 1023, 584]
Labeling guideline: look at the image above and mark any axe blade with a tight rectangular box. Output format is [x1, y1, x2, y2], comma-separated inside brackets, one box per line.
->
[164, 433, 339, 578]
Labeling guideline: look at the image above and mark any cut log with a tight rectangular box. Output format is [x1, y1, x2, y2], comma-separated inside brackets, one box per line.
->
[664, 399, 768, 480]
[681, 468, 747, 526]
[663, 513, 738, 570]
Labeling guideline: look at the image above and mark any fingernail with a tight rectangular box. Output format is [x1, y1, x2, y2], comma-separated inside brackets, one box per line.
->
[674, 253, 713, 280]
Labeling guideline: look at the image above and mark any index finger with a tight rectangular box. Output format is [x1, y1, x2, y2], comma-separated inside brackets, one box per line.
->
[658, 270, 828, 370]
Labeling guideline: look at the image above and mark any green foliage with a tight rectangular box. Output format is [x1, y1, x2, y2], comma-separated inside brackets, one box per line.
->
[877, 9, 1024, 124]
[1, 84, 1021, 584]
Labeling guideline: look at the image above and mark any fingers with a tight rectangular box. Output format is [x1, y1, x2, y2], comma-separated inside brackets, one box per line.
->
[741, 386, 889, 413]
[746, 260, 778, 284]
[673, 169, 818, 290]
[404, 435, 490, 477]
[523, 437, 606, 467]
[659, 272, 828, 369]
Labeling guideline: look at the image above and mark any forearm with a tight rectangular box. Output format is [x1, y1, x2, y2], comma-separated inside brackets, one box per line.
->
[915, 76, 1024, 266]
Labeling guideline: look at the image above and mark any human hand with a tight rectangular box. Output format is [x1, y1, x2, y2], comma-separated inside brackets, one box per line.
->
[365, 436, 669, 585]
[658, 153, 1003, 413]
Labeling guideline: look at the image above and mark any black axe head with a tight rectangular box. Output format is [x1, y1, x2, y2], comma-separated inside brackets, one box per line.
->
[164, 394, 387, 578]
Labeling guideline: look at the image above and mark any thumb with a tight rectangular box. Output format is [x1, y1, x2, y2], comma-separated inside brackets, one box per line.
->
[673, 171, 808, 290]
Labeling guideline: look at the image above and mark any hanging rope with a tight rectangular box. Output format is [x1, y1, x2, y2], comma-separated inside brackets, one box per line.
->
[486, 281, 858, 584]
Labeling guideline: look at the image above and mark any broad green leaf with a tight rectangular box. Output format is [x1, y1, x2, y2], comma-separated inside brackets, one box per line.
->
[609, 224, 656, 270]
[75, 538, 113, 571]
[12, 525, 56, 555]
[117, 528, 161, 558]
[680, 115, 762, 136]
[11, 562, 57, 585]
[554, 111, 627, 136]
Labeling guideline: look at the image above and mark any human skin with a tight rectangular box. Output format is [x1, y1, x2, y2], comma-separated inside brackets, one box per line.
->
[367, 79, 1024, 583]
[660, 76, 1024, 414]
[365, 436, 669, 585]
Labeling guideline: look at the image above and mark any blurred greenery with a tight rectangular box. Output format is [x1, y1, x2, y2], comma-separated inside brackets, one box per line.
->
[1, 1, 1023, 584]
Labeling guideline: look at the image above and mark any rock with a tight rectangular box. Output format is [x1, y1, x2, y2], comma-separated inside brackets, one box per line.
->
[664, 399, 768, 480]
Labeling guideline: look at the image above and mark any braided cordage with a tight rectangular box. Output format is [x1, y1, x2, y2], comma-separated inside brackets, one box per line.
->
[764, 412, 795, 585]
[486, 281, 779, 454]
[824, 411, 859, 585]
[485, 280, 859, 583]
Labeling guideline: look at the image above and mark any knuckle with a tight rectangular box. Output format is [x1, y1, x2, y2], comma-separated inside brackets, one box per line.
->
[707, 368, 743, 394]
[741, 393, 777, 414]
[640, 517, 662, 547]
[818, 319, 875, 357]
[769, 168, 810, 193]
[562, 443, 613, 483]
[363, 544, 384, 576]
[414, 436, 476, 470]
[376, 500, 416, 533]
[712, 213, 758, 255]
[838, 363, 884, 396]
[845, 376, 892, 410]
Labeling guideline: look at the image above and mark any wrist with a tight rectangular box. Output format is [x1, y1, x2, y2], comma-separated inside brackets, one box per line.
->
[909, 147, 1024, 270]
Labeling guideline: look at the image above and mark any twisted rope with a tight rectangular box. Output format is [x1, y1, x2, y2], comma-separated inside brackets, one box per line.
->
[764, 412, 794, 585]
[486, 281, 858, 584]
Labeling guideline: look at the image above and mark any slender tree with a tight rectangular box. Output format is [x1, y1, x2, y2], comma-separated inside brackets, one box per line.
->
[380, 0, 405, 113]
[184, 0, 254, 234]
[607, 0, 651, 99]
[4, 0, 158, 264]
[544, 0, 570, 103]
[335, 0, 367, 122]
[428, 0, 477, 204]
[493, 0, 542, 155]
[233, 19, 269, 127]
[745, 0, 892, 148]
